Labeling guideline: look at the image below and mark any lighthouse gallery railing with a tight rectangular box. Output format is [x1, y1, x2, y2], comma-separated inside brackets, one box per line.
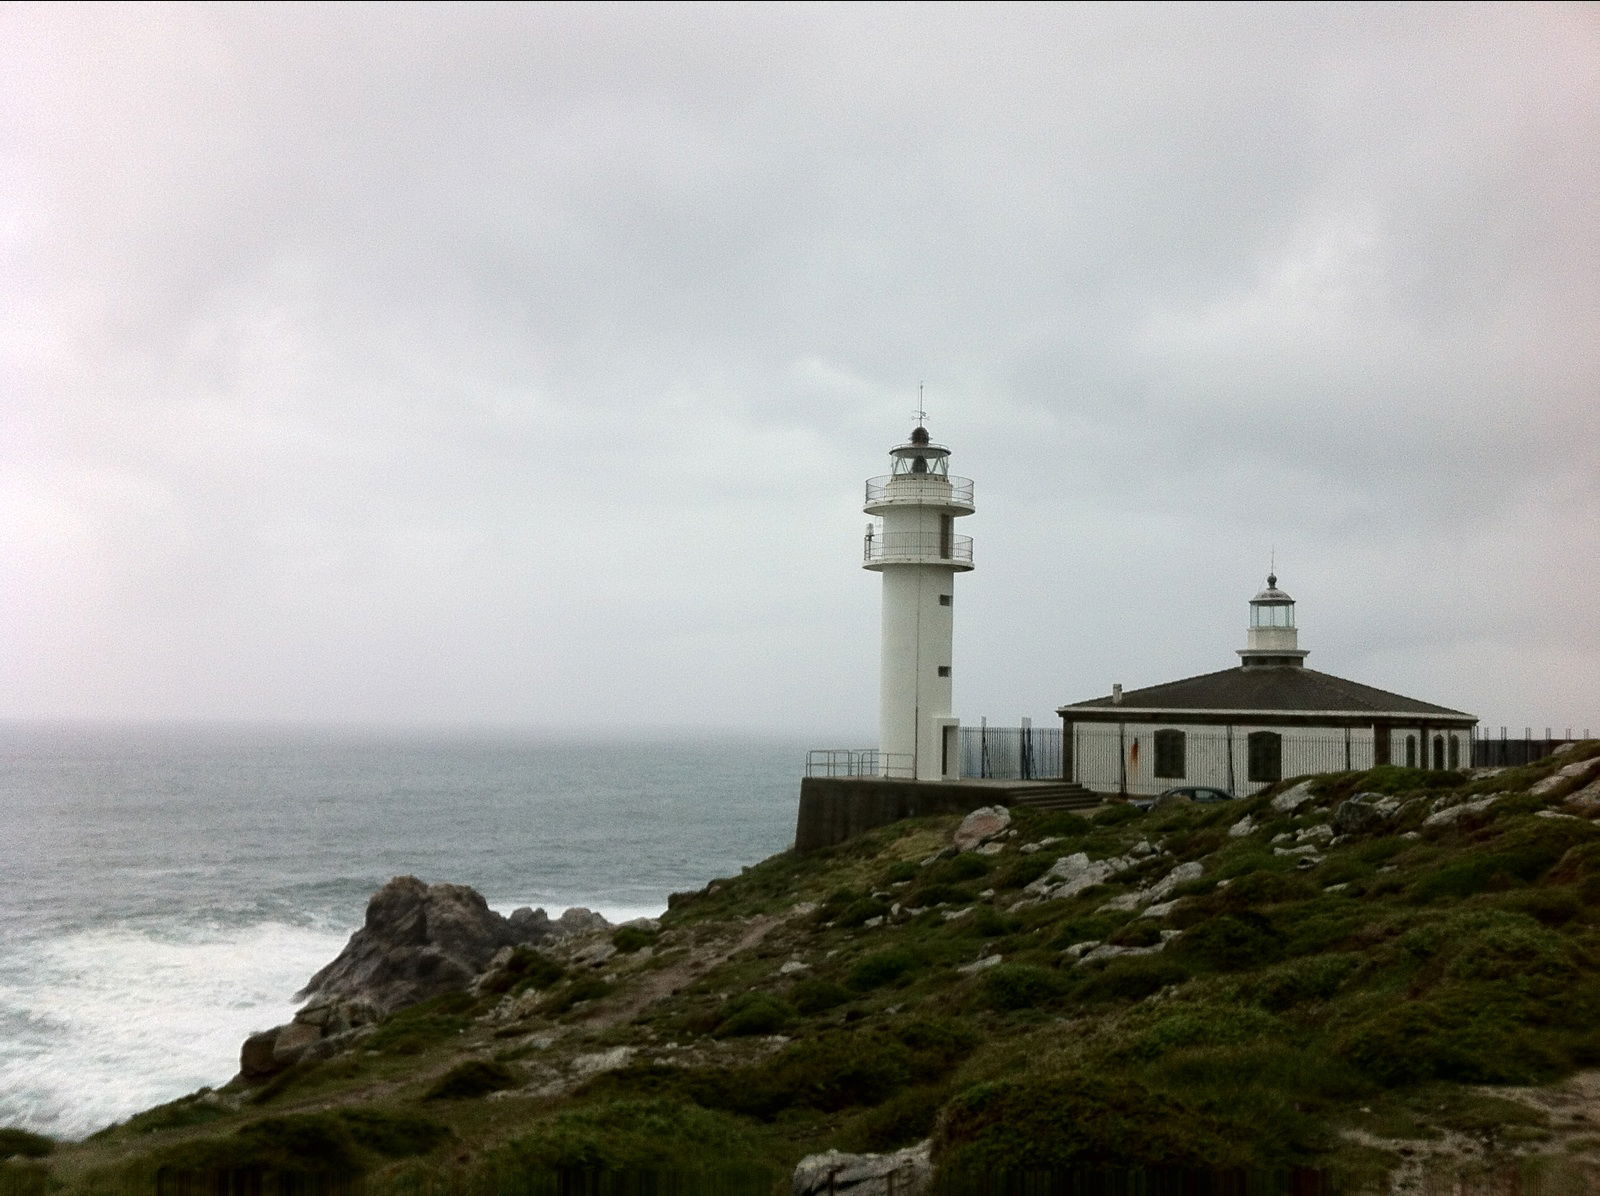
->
[863, 532, 973, 566]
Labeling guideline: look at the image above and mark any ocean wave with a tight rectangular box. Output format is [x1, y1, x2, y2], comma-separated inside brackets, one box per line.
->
[0, 920, 351, 1140]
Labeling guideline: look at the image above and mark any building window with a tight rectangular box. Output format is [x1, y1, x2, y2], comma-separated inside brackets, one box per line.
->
[937, 666, 951, 677]
[1405, 735, 1416, 768]
[939, 594, 952, 607]
[1432, 735, 1445, 770]
[1448, 735, 1460, 770]
[1153, 729, 1186, 779]
[1247, 731, 1281, 783]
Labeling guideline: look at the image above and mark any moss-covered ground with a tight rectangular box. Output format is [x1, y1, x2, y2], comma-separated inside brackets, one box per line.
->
[8, 743, 1600, 1195]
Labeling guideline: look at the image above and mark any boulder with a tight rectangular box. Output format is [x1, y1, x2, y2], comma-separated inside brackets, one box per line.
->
[1532, 758, 1600, 797]
[1227, 815, 1258, 839]
[1270, 780, 1317, 813]
[270, 1021, 322, 1066]
[239, 1028, 284, 1079]
[953, 806, 1012, 852]
[297, 876, 608, 1017]
[1024, 851, 1138, 901]
[792, 1140, 932, 1196]
[1331, 795, 1388, 836]
[1422, 794, 1501, 830]
[555, 907, 612, 937]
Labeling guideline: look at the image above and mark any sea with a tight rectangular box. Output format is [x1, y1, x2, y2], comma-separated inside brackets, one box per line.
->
[0, 722, 808, 1140]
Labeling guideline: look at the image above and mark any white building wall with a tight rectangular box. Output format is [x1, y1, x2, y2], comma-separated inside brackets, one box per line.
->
[1069, 721, 1471, 796]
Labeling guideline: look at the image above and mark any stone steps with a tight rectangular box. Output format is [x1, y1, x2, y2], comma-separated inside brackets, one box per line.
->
[992, 782, 1102, 812]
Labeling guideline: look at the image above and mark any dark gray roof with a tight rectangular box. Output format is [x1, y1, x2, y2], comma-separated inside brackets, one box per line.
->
[1059, 666, 1474, 720]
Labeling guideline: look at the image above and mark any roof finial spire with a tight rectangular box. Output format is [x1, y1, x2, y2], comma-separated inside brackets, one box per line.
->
[914, 382, 928, 429]
[1268, 547, 1276, 590]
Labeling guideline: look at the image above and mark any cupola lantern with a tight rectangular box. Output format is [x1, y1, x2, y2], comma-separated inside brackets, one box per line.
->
[1238, 573, 1309, 668]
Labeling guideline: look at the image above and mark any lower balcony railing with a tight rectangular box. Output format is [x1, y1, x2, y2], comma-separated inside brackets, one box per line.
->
[863, 532, 973, 566]
[805, 749, 914, 779]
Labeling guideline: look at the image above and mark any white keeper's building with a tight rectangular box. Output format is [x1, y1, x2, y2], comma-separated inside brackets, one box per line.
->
[1056, 576, 1478, 796]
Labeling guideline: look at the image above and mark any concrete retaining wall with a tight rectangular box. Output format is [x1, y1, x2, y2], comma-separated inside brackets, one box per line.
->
[795, 777, 1003, 853]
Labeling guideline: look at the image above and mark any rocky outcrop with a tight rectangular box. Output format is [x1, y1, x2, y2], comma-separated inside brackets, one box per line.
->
[239, 876, 613, 1081]
[952, 805, 1011, 852]
[792, 1141, 932, 1196]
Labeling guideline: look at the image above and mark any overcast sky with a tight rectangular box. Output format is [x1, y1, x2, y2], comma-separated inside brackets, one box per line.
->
[5, 2, 1597, 739]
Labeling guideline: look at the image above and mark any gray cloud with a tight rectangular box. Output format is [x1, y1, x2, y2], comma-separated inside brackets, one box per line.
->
[5, 3, 1596, 735]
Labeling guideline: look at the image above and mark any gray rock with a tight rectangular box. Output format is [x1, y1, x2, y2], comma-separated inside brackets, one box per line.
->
[270, 1021, 321, 1065]
[508, 906, 554, 941]
[792, 1140, 932, 1196]
[958, 954, 1003, 974]
[1331, 796, 1387, 836]
[1227, 815, 1258, 839]
[299, 876, 533, 1018]
[239, 1028, 285, 1079]
[953, 805, 1012, 852]
[1025, 851, 1140, 901]
[1532, 758, 1600, 796]
[1422, 794, 1501, 830]
[555, 907, 613, 937]
[1270, 780, 1316, 813]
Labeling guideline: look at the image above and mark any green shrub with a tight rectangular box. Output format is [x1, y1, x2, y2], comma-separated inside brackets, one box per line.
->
[611, 925, 657, 954]
[1045, 912, 1131, 950]
[364, 992, 476, 1054]
[883, 860, 921, 884]
[542, 975, 613, 1016]
[1334, 997, 1561, 1086]
[720, 1031, 916, 1116]
[149, 1113, 365, 1179]
[852, 1085, 946, 1152]
[904, 882, 975, 908]
[424, 1059, 519, 1100]
[1495, 887, 1582, 926]
[1244, 954, 1360, 1011]
[713, 992, 794, 1037]
[933, 853, 994, 881]
[1220, 870, 1316, 907]
[1124, 1004, 1285, 1062]
[474, 1097, 773, 1182]
[935, 1070, 1253, 1176]
[890, 1015, 981, 1072]
[992, 854, 1053, 890]
[974, 964, 1069, 1011]
[0, 1130, 53, 1160]
[1169, 914, 1283, 972]
[1075, 956, 1189, 1003]
[117, 1091, 228, 1134]
[836, 897, 891, 928]
[335, 1108, 452, 1157]
[480, 946, 566, 995]
[956, 905, 1018, 938]
[1108, 920, 1162, 948]
[1029, 811, 1093, 838]
[1092, 804, 1144, 827]
[847, 947, 925, 991]
[790, 977, 853, 1014]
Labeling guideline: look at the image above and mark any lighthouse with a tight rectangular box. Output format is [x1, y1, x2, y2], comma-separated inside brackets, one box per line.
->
[863, 425, 975, 780]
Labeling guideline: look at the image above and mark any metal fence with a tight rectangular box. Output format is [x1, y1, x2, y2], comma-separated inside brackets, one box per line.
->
[804, 749, 914, 779]
[1474, 727, 1593, 768]
[957, 724, 1063, 780]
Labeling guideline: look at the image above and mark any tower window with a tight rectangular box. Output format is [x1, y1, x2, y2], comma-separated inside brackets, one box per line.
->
[937, 666, 951, 677]
[939, 594, 952, 607]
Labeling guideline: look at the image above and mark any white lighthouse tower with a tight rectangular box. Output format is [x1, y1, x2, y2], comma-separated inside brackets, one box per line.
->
[863, 424, 975, 780]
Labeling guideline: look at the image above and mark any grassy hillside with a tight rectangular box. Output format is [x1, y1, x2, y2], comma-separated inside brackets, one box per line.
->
[8, 743, 1600, 1195]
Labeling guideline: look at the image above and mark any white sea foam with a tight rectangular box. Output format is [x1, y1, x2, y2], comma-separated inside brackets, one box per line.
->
[0, 921, 352, 1139]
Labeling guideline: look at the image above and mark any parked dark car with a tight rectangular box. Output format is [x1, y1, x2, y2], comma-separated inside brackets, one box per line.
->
[1131, 785, 1236, 812]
